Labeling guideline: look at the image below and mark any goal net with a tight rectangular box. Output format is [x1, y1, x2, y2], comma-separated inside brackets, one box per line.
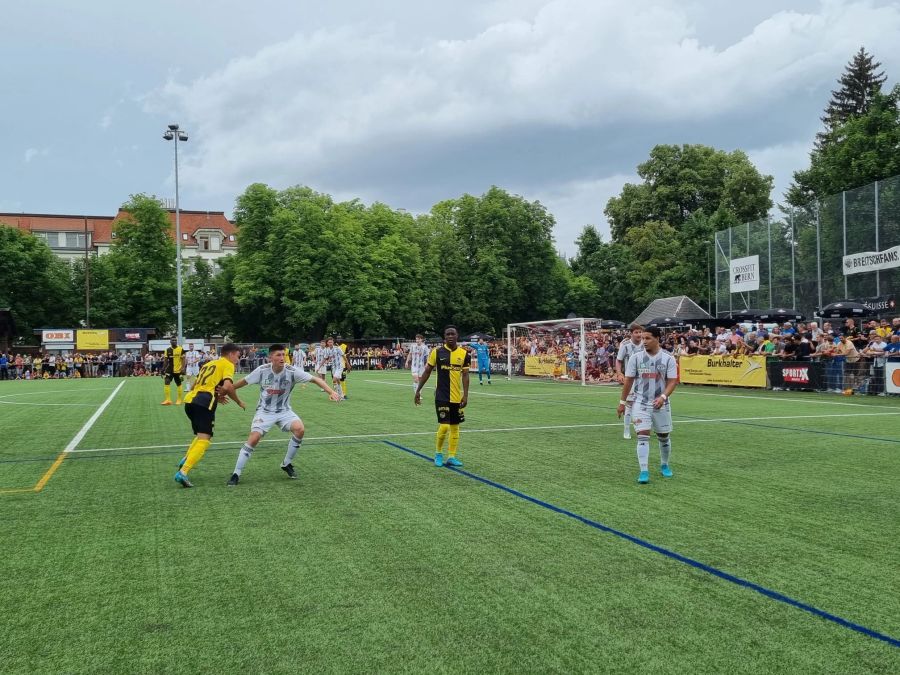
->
[505, 318, 604, 385]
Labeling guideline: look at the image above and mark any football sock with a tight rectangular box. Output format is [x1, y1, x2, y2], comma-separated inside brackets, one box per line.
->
[624, 406, 632, 432]
[176, 384, 183, 400]
[447, 426, 460, 457]
[163, 384, 171, 402]
[234, 443, 254, 475]
[182, 438, 211, 474]
[340, 380, 347, 396]
[283, 435, 303, 466]
[478, 372, 483, 383]
[636, 435, 650, 471]
[659, 436, 671, 465]
[436, 424, 450, 453]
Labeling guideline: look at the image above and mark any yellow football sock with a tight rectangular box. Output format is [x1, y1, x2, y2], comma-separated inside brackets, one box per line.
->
[340, 380, 347, 396]
[436, 424, 450, 453]
[163, 384, 171, 401]
[176, 384, 183, 401]
[448, 426, 460, 457]
[181, 438, 211, 474]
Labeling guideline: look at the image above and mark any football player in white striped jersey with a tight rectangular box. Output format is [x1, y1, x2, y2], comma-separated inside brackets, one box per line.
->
[406, 334, 430, 393]
[227, 344, 341, 486]
[615, 325, 645, 439]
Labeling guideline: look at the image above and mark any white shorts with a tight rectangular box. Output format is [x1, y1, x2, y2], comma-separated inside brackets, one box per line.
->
[316, 366, 327, 376]
[250, 410, 301, 435]
[631, 402, 673, 434]
[186, 364, 200, 376]
[331, 368, 343, 380]
[412, 366, 426, 378]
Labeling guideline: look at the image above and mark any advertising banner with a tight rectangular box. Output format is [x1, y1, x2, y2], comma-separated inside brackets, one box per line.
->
[76, 329, 110, 350]
[730, 255, 760, 293]
[678, 354, 767, 388]
[886, 363, 900, 394]
[767, 360, 825, 391]
[843, 245, 900, 276]
[524, 355, 561, 377]
[42, 329, 74, 343]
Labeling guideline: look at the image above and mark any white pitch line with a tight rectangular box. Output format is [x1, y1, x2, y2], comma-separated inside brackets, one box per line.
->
[367, 377, 900, 409]
[67, 411, 900, 455]
[64, 381, 127, 453]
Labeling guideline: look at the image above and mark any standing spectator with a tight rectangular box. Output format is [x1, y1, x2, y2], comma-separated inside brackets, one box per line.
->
[0, 352, 8, 380]
[15, 354, 24, 379]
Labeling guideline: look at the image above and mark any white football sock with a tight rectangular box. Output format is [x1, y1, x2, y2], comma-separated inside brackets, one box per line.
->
[636, 436, 650, 471]
[234, 443, 254, 475]
[283, 435, 302, 466]
[659, 437, 671, 465]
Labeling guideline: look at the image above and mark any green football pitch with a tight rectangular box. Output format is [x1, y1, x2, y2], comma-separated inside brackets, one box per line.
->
[1, 373, 898, 673]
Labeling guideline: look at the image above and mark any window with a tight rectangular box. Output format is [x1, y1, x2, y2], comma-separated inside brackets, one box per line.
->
[196, 233, 221, 251]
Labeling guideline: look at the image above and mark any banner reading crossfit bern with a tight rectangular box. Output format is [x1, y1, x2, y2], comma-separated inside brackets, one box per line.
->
[729, 255, 760, 293]
[678, 354, 767, 388]
[842, 245, 900, 276]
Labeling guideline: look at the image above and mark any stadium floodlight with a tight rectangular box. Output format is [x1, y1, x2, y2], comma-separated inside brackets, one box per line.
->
[163, 123, 188, 345]
[506, 317, 603, 386]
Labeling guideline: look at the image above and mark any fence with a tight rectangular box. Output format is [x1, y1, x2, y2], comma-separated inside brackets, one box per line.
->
[715, 174, 900, 318]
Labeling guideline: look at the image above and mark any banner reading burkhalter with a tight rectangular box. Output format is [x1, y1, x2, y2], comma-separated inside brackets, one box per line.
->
[678, 354, 768, 388]
[76, 329, 110, 350]
[524, 355, 560, 377]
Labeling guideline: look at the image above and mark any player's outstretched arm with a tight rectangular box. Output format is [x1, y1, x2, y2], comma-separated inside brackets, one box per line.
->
[414, 364, 434, 405]
[461, 368, 470, 409]
[310, 375, 342, 401]
[232, 378, 249, 391]
[219, 379, 245, 410]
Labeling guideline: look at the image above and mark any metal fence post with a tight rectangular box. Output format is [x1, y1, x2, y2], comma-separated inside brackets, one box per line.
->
[875, 180, 880, 296]
[767, 218, 773, 307]
[842, 191, 848, 298]
[816, 205, 823, 311]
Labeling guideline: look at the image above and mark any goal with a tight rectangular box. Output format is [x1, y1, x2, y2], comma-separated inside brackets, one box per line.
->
[505, 318, 603, 385]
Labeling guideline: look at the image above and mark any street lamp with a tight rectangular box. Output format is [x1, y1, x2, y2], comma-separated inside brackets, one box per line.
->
[163, 123, 188, 345]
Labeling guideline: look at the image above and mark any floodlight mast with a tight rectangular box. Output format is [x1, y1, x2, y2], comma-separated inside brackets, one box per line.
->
[162, 123, 188, 344]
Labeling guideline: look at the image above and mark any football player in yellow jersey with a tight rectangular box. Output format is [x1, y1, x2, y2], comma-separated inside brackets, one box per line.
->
[414, 325, 471, 467]
[335, 335, 350, 399]
[161, 337, 186, 405]
[174, 343, 245, 488]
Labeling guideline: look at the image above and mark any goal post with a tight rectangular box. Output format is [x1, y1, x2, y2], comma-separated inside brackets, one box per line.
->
[506, 318, 602, 386]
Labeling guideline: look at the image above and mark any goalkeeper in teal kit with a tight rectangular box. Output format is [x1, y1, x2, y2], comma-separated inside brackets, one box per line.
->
[472, 337, 492, 385]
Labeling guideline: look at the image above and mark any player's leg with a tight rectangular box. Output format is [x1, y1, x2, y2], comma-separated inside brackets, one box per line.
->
[633, 405, 651, 483]
[338, 371, 348, 399]
[280, 417, 305, 479]
[434, 402, 451, 467]
[412, 370, 419, 393]
[331, 371, 344, 399]
[653, 407, 674, 478]
[174, 374, 184, 405]
[484, 363, 491, 384]
[445, 403, 465, 467]
[228, 429, 265, 485]
[162, 373, 173, 404]
[622, 394, 634, 439]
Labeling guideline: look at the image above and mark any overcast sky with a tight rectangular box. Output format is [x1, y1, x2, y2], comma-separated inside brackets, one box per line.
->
[2, 0, 899, 255]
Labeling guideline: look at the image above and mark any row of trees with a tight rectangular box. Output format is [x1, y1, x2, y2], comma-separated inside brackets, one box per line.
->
[1, 48, 896, 342]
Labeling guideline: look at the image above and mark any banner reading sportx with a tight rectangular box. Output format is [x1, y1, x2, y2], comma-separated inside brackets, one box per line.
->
[678, 355, 768, 388]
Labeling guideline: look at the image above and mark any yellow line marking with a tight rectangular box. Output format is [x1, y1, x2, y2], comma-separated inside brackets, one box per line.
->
[0, 487, 34, 494]
[33, 452, 67, 492]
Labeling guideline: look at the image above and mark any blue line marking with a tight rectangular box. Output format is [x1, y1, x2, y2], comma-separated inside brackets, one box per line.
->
[382, 439, 900, 649]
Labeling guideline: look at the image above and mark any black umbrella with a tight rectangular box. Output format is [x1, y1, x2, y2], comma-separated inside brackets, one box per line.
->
[729, 308, 767, 321]
[465, 332, 495, 342]
[600, 320, 627, 329]
[645, 317, 688, 328]
[759, 308, 805, 321]
[817, 301, 869, 318]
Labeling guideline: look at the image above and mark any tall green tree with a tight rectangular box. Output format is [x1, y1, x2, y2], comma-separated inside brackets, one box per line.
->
[788, 86, 900, 206]
[817, 47, 887, 150]
[183, 259, 235, 338]
[106, 194, 177, 331]
[605, 144, 773, 243]
[0, 226, 76, 340]
[569, 225, 640, 321]
[70, 255, 124, 329]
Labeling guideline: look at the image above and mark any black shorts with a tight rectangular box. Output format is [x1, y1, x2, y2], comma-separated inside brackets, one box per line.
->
[164, 372, 183, 386]
[185, 399, 216, 436]
[435, 401, 465, 425]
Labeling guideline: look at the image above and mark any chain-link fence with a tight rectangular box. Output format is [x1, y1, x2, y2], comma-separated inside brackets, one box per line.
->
[715, 174, 900, 318]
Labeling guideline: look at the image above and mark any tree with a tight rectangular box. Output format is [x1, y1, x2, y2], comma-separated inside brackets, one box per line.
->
[605, 144, 773, 243]
[183, 259, 234, 338]
[106, 195, 177, 332]
[788, 86, 900, 206]
[817, 47, 887, 150]
[70, 255, 124, 329]
[0, 226, 77, 340]
[569, 225, 640, 321]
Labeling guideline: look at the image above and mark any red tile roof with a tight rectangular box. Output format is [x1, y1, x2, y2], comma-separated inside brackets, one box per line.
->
[0, 209, 237, 247]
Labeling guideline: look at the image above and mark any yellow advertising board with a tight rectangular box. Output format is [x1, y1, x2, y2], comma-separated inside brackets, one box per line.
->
[524, 355, 561, 377]
[678, 354, 768, 388]
[76, 329, 110, 351]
